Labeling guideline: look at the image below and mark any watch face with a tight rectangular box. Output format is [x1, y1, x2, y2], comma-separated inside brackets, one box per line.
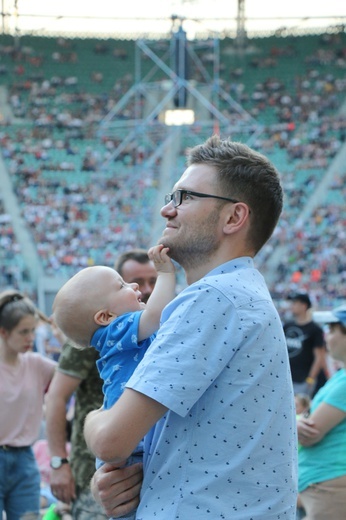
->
[50, 456, 68, 469]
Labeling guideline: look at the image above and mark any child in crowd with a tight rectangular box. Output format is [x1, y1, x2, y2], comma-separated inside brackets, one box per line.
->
[52, 244, 176, 520]
[295, 393, 311, 418]
[0, 290, 56, 520]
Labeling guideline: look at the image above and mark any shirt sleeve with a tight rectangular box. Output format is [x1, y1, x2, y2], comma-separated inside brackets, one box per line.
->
[58, 342, 99, 381]
[92, 312, 148, 359]
[312, 323, 325, 348]
[127, 283, 244, 417]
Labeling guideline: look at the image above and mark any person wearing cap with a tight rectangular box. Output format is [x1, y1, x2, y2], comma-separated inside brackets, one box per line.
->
[297, 304, 346, 519]
[284, 293, 330, 396]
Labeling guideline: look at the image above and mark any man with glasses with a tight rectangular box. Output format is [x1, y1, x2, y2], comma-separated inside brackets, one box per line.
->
[85, 135, 298, 519]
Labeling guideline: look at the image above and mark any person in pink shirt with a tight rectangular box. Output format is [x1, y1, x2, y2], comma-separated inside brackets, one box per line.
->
[0, 289, 56, 520]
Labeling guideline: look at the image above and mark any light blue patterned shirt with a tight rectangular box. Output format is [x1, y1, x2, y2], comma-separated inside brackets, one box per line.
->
[127, 257, 298, 519]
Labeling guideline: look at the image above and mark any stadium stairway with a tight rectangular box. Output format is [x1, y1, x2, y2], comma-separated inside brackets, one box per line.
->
[0, 153, 44, 286]
[0, 86, 13, 122]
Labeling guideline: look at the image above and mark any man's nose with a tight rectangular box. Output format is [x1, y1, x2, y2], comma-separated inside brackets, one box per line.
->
[140, 282, 152, 295]
[161, 201, 176, 217]
[139, 284, 153, 303]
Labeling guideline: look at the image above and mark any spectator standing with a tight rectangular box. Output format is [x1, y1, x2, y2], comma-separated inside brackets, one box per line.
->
[295, 393, 311, 419]
[0, 290, 56, 520]
[85, 135, 298, 519]
[284, 293, 330, 396]
[45, 323, 107, 519]
[34, 317, 51, 357]
[297, 304, 346, 519]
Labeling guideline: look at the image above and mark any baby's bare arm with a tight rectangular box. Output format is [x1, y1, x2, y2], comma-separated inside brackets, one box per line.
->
[138, 245, 176, 340]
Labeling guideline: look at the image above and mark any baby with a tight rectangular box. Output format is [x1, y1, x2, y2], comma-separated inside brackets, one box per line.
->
[53, 244, 176, 520]
[295, 394, 311, 418]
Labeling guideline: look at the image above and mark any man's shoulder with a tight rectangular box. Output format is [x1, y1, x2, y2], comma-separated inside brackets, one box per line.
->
[303, 319, 324, 336]
[284, 319, 322, 331]
[310, 319, 324, 331]
[202, 267, 271, 308]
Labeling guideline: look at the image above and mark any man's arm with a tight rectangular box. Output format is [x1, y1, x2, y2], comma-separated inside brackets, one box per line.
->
[84, 388, 167, 463]
[304, 346, 330, 395]
[308, 346, 329, 381]
[45, 371, 81, 504]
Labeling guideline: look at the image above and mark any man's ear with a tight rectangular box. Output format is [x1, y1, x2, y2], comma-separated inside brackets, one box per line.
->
[94, 309, 117, 326]
[223, 203, 250, 235]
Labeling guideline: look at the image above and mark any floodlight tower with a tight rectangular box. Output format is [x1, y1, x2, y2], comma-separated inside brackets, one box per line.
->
[98, 14, 260, 160]
[96, 9, 262, 244]
[171, 15, 189, 108]
[236, 0, 247, 50]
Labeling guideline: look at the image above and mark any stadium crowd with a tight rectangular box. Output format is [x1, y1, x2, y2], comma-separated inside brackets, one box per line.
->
[0, 35, 345, 301]
[0, 29, 345, 520]
[0, 31, 345, 308]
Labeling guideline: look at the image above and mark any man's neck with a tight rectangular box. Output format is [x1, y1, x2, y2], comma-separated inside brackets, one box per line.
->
[183, 240, 255, 285]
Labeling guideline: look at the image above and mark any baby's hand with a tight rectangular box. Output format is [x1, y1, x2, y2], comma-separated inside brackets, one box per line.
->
[148, 244, 175, 274]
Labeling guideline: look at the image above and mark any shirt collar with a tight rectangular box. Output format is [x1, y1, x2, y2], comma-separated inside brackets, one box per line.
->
[204, 256, 254, 278]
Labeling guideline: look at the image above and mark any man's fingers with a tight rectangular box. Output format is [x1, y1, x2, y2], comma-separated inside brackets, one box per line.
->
[106, 481, 142, 517]
[91, 462, 143, 517]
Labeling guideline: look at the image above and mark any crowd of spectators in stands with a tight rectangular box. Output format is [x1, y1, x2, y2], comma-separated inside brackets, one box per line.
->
[0, 30, 345, 310]
[267, 200, 346, 309]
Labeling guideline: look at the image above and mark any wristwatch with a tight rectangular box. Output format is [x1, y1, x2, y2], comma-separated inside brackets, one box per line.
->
[50, 456, 69, 469]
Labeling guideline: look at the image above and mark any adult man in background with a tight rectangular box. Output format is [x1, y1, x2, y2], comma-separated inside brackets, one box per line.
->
[115, 249, 158, 304]
[284, 293, 330, 396]
[45, 327, 106, 519]
[45, 250, 157, 519]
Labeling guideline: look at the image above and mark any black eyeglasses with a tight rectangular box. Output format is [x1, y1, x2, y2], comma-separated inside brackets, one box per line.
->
[164, 189, 240, 208]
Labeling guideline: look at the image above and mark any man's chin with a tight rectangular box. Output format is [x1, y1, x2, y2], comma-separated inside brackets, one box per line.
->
[158, 235, 171, 248]
[159, 240, 173, 257]
[158, 233, 179, 260]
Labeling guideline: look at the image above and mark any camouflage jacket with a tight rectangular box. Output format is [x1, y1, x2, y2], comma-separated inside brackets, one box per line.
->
[58, 342, 103, 492]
